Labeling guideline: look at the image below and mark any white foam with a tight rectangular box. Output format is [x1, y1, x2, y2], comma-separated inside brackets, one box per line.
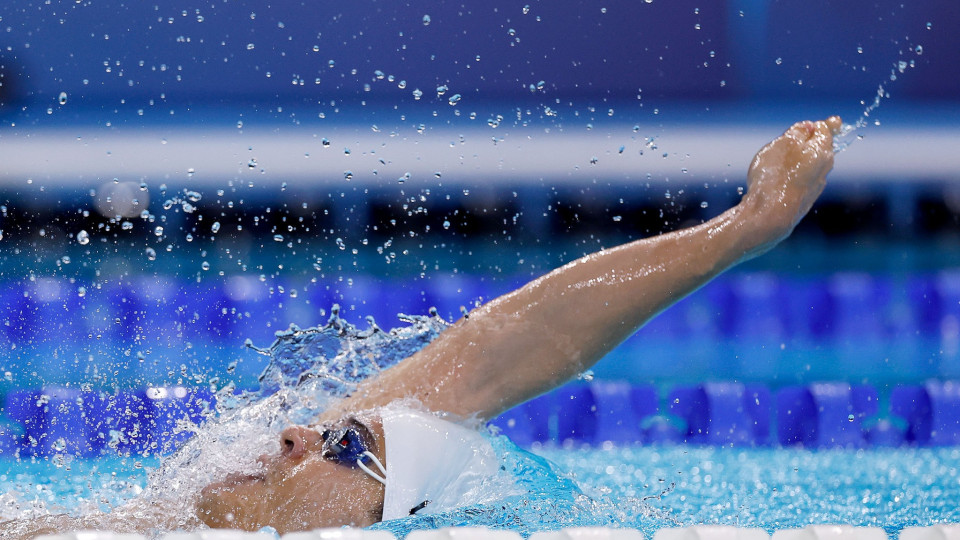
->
[654, 525, 769, 540]
[772, 526, 887, 540]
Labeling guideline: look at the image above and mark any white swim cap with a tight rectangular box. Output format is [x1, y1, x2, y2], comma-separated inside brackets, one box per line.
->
[379, 405, 505, 521]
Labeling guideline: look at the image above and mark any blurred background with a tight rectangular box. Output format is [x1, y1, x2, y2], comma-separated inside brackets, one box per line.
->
[0, 0, 959, 398]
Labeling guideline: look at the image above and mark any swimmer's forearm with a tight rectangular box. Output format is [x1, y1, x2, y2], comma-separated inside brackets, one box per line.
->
[459, 198, 765, 413]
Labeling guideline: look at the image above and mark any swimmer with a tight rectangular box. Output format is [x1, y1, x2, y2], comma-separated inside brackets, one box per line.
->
[5, 116, 842, 538]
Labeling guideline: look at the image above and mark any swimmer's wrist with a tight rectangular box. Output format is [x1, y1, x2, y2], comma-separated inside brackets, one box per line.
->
[732, 193, 793, 261]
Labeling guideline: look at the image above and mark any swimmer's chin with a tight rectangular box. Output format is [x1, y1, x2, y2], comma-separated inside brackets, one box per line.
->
[196, 473, 265, 529]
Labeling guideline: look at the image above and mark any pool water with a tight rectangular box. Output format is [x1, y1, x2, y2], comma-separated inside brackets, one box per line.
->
[2, 444, 957, 537]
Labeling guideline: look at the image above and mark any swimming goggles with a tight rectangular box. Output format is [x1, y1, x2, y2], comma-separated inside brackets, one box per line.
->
[319, 426, 387, 486]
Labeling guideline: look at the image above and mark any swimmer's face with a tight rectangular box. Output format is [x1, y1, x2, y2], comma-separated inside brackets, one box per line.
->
[196, 417, 385, 534]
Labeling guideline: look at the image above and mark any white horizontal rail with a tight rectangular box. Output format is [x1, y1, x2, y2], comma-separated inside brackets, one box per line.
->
[3, 124, 958, 188]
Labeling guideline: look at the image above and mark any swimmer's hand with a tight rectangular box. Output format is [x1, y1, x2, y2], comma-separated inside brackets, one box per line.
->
[741, 116, 841, 258]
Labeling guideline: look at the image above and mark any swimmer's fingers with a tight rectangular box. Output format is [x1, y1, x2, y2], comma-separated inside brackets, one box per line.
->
[825, 115, 842, 135]
[784, 120, 816, 145]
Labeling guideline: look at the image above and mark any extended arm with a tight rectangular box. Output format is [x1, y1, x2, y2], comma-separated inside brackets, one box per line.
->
[330, 117, 841, 422]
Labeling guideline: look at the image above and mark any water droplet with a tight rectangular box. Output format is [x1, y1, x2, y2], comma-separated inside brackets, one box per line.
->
[76, 230, 90, 245]
[775, 57, 783, 65]
[344, 170, 353, 180]
[248, 158, 257, 168]
[612, 215, 622, 222]
[700, 201, 709, 209]
[201, 261, 210, 271]
[508, 28, 516, 36]
[58, 91, 68, 105]
[848, 414, 855, 422]
[212, 221, 221, 233]
[422, 14, 431, 25]
[915, 45, 923, 55]
[77, 286, 86, 298]
[145, 247, 157, 261]
[448, 93, 461, 106]
[857, 46, 863, 54]
[436, 84, 448, 96]
[328, 59, 335, 67]
[412, 88, 423, 100]
[442, 220, 451, 229]
[246, 43, 255, 50]
[321, 138, 330, 147]
[926, 21, 932, 30]
[154, 226, 164, 237]
[273, 234, 284, 242]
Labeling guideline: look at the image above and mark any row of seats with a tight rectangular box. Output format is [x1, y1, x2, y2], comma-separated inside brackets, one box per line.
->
[490, 380, 960, 448]
[3, 380, 958, 457]
[30, 524, 960, 540]
[3, 271, 960, 345]
[0, 387, 212, 457]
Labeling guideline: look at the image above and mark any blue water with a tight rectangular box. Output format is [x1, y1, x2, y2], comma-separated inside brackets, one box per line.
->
[3, 444, 958, 537]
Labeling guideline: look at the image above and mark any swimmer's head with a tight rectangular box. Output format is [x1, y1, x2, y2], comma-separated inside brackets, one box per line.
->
[196, 416, 386, 534]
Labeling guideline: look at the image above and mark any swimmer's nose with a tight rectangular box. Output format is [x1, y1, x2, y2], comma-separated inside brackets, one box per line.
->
[279, 425, 313, 459]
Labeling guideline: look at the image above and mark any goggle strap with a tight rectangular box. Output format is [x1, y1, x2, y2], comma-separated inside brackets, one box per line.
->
[357, 450, 387, 485]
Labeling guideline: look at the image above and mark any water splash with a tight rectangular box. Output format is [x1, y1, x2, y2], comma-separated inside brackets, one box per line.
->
[833, 55, 917, 153]
[832, 83, 888, 153]
[0, 308, 672, 536]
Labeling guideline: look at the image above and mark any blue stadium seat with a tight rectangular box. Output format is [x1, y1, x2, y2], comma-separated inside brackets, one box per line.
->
[727, 273, 786, 341]
[554, 384, 597, 444]
[864, 418, 906, 447]
[776, 383, 877, 447]
[668, 382, 769, 445]
[827, 274, 890, 341]
[489, 392, 553, 446]
[780, 277, 833, 341]
[3, 388, 103, 457]
[0, 422, 20, 456]
[139, 387, 215, 454]
[1, 283, 38, 343]
[908, 274, 940, 337]
[891, 380, 960, 446]
[590, 382, 639, 444]
[590, 382, 660, 445]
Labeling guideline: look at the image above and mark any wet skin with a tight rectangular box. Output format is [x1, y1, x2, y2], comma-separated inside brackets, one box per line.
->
[194, 116, 842, 534]
[196, 416, 386, 534]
